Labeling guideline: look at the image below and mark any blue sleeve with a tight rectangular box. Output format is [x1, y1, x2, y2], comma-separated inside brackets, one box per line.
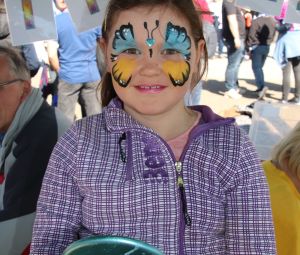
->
[20, 44, 41, 76]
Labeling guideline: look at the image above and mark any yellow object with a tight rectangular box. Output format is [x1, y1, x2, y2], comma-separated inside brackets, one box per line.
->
[162, 60, 190, 86]
[263, 160, 300, 255]
[112, 57, 137, 87]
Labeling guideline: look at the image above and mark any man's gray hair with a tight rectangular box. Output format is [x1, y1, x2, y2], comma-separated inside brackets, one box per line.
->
[0, 46, 31, 81]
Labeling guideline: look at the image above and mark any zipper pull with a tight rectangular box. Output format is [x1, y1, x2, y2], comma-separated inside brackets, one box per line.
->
[177, 176, 184, 187]
[118, 132, 127, 162]
[175, 161, 191, 226]
[175, 161, 182, 174]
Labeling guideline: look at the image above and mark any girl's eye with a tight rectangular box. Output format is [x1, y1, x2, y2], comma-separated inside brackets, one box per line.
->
[161, 49, 180, 55]
[123, 48, 141, 55]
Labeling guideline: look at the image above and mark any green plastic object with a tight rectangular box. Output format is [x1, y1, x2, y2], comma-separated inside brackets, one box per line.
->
[62, 236, 164, 255]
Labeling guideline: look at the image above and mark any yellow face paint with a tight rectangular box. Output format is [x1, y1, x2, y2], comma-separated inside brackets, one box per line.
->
[162, 60, 190, 86]
[112, 57, 137, 87]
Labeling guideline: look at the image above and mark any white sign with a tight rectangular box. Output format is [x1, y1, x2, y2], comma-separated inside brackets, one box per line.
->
[285, 0, 300, 24]
[236, 0, 284, 16]
[65, 0, 108, 33]
[4, 0, 57, 46]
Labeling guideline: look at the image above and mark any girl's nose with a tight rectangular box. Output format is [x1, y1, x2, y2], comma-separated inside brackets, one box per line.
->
[139, 53, 162, 77]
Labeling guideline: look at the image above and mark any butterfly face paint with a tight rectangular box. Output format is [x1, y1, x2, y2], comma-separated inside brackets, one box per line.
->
[111, 23, 138, 87]
[144, 20, 159, 58]
[162, 22, 191, 86]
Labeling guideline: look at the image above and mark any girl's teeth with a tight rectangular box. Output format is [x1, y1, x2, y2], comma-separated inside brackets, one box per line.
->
[141, 86, 160, 89]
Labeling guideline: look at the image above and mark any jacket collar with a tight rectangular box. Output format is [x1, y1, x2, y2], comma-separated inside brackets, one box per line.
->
[104, 97, 235, 134]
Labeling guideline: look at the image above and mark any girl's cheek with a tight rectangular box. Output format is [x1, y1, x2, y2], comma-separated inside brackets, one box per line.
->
[112, 57, 137, 87]
[162, 60, 190, 87]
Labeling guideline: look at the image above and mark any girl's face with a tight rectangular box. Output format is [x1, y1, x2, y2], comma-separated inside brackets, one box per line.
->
[103, 5, 204, 118]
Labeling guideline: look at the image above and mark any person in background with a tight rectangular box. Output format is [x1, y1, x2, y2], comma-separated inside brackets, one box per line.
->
[193, 0, 217, 58]
[48, 0, 102, 121]
[274, 31, 300, 104]
[222, 0, 246, 99]
[30, 0, 276, 254]
[0, 46, 71, 255]
[209, 0, 224, 57]
[263, 122, 300, 255]
[273, 0, 300, 104]
[242, 8, 252, 61]
[246, 14, 276, 98]
[243, 8, 252, 39]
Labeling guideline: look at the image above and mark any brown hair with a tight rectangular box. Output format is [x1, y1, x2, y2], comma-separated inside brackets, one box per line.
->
[100, 0, 208, 107]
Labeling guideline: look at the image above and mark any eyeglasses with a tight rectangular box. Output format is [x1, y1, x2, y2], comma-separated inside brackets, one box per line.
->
[0, 79, 25, 88]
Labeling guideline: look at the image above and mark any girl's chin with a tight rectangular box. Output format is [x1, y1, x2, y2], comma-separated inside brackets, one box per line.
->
[124, 104, 170, 116]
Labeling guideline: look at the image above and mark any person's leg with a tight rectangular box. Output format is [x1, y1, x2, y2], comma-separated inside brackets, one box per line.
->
[282, 60, 292, 101]
[251, 45, 269, 91]
[232, 40, 245, 87]
[291, 56, 300, 100]
[261, 45, 270, 68]
[57, 80, 81, 121]
[204, 22, 217, 58]
[79, 80, 101, 117]
[225, 40, 245, 91]
[217, 28, 224, 55]
[251, 47, 264, 91]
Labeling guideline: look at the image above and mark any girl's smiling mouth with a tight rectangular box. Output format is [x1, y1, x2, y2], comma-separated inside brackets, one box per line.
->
[134, 84, 167, 94]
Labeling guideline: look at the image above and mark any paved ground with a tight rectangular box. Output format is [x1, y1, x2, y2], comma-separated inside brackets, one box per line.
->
[201, 45, 286, 117]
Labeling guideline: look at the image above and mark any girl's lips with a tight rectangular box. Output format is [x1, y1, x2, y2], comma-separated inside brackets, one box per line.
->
[134, 84, 167, 94]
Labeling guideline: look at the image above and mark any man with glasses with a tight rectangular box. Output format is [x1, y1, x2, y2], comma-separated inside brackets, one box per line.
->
[0, 46, 71, 255]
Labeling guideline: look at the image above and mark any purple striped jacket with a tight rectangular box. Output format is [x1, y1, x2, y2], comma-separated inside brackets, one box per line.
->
[30, 99, 276, 255]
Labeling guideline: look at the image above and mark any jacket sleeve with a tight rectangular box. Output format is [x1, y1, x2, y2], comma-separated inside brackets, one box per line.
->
[273, 35, 287, 67]
[225, 133, 277, 254]
[30, 124, 82, 255]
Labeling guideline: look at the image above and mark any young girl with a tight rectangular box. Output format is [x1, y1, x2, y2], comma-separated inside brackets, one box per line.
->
[30, 0, 276, 254]
[263, 122, 300, 255]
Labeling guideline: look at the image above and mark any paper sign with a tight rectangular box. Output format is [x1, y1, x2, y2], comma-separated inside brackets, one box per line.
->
[236, 0, 284, 16]
[4, 0, 57, 46]
[64, 0, 108, 33]
[248, 101, 300, 160]
[285, 0, 300, 24]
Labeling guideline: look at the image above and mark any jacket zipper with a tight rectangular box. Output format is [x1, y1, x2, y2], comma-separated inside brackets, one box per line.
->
[175, 161, 191, 227]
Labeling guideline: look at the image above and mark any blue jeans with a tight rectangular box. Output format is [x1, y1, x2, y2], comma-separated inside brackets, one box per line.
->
[216, 28, 224, 55]
[224, 40, 245, 91]
[251, 45, 270, 90]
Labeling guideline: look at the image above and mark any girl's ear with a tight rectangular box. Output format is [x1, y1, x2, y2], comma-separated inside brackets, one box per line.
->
[98, 37, 110, 72]
[195, 39, 205, 66]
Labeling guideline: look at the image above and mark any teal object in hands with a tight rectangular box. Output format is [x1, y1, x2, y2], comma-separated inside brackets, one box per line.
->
[63, 236, 164, 255]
